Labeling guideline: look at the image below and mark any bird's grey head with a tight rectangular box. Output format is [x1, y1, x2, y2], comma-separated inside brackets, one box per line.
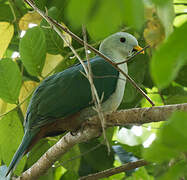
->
[99, 32, 143, 63]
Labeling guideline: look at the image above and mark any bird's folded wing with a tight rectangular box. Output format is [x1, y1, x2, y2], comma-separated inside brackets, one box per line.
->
[25, 56, 119, 129]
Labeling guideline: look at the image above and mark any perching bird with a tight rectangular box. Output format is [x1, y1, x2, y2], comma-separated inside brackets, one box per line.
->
[6, 32, 143, 175]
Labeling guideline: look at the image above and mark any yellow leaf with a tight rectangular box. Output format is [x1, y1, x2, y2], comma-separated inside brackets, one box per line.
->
[61, 23, 72, 47]
[0, 22, 14, 58]
[143, 17, 165, 48]
[19, 81, 38, 115]
[19, 12, 42, 30]
[42, 53, 63, 77]
[0, 99, 16, 117]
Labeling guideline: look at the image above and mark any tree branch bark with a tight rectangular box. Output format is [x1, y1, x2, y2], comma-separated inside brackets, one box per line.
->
[16, 103, 187, 180]
[79, 159, 148, 180]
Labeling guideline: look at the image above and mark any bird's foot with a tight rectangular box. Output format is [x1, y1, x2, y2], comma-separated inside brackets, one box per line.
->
[70, 130, 79, 136]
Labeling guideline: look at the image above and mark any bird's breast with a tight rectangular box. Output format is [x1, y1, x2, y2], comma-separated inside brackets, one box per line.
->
[78, 63, 127, 120]
[101, 63, 127, 111]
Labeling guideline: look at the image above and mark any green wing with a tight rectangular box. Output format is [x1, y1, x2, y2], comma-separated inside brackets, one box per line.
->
[25, 56, 119, 129]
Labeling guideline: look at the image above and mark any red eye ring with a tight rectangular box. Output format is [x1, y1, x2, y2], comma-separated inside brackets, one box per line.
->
[120, 37, 126, 43]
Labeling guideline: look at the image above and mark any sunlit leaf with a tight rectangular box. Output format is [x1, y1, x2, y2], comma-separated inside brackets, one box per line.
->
[19, 81, 38, 115]
[42, 54, 63, 77]
[19, 12, 42, 30]
[0, 22, 14, 58]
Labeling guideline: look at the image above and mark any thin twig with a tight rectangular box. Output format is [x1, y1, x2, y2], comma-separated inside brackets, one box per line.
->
[79, 159, 148, 180]
[82, 25, 110, 153]
[60, 142, 103, 167]
[116, 45, 150, 65]
[173, 3, 187, 6]
[176, 12, 187, 16]
[23, 0, 155, 107]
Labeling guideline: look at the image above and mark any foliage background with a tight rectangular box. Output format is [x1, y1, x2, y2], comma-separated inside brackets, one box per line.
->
[0, 0, 187, 179]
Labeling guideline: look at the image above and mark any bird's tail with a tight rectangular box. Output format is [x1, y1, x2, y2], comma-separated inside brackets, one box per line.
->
[6, 129, 37, 176]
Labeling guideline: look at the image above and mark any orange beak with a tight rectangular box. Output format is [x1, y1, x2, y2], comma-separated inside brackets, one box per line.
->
[133, 45, 144, 54]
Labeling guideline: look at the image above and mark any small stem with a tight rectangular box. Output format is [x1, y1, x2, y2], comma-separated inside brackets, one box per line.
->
[176, 12, 187, 16]
[8, 0, 21, 36]
[79, 160, 148, 180]
[173, 3, 187, 6]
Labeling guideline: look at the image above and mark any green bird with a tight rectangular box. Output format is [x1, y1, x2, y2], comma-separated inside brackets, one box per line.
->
[6, 32, 143, 175]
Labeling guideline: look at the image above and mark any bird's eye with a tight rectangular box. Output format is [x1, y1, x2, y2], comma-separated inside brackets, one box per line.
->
[120, 37, 126, 43]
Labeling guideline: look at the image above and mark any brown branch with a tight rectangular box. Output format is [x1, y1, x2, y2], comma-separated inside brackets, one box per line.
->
[16, 103, 187, 180]
[23, 0, 155, 107]
[79, 159, 148, 180]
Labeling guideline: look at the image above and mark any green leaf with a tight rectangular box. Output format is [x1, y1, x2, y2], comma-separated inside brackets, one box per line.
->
[161, 84, 187, 104]
[165, 95, 187, 104]
[102, 172, 125, 180]
[60, 144, 80, 172]
[161, 85, 187, 96]
[0, 111, 26, 175]
[54, 57, 78, 73]
[60, 171, 79, 180]
[156, 0, 174, 37]
[175, 64, 187, 86]
[87, 0, 123, 39]
[159, 160, 187, 180]
[66, 0, 95, 28]
[79, 140, 114, 172]
[39, 168, 54, 180]
[0, 4, 14, 22]
[0, 22, 14, 58]
[0, 58, 22, 104]
[54, 166, 66, 180]
[152, 0, 171, 5]
[151, 22, 187, 88]
[34, 0, 48, 10]
[26, 139, 51, 168]
[19, 26, 46, 76]
[120, 144, 142, 158]
[143, 112, 187, 163]
[122, 0, 144, 30]
[99, 127, 115, 145]
[41, 7, 64, 55]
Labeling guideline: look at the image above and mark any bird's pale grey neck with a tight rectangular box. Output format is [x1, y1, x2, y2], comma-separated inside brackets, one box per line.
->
[99, 46, 129, 64]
